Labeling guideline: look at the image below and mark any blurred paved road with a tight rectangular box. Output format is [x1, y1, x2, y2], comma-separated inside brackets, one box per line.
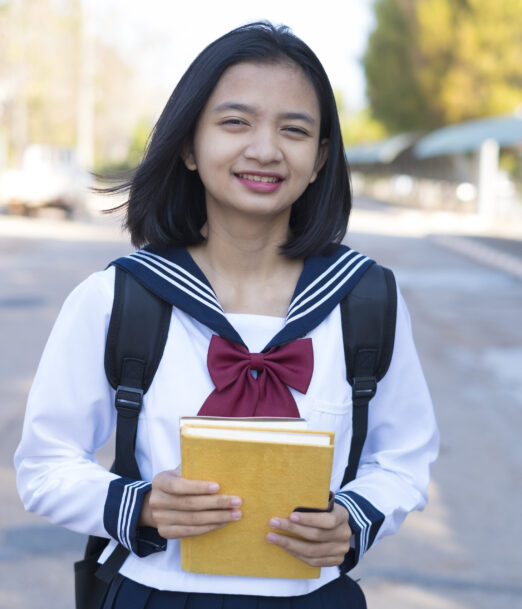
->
[347, 200, 522, 609]
[1, 199, 521, 608]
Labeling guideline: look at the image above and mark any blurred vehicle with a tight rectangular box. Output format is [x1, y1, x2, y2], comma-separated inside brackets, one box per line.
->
[0, 145, 92, 218]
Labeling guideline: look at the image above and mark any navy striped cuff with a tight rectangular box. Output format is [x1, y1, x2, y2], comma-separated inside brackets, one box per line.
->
[104, 477, 166, 557]
[334, 490, 385, 572]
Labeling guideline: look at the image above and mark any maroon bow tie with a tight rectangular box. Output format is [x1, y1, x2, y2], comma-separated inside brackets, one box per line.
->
[198, 335, 314, 418]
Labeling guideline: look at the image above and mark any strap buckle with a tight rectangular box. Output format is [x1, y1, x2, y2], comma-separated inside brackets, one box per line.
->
[352, 376, 377, 401]
[115, 385, 144, 415]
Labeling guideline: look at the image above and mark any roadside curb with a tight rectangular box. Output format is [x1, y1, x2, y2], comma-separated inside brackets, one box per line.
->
[429, 234, 522, 281]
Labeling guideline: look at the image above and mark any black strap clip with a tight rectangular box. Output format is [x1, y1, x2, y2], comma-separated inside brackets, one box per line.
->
[352, 376, 377, 402]
[115, 385, 144, 416]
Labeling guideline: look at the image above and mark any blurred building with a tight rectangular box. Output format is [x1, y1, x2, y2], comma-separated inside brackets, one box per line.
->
[347, 113, 522, 220]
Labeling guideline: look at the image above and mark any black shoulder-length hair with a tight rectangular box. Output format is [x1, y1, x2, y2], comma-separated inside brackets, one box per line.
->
[107, 21, 351, 258]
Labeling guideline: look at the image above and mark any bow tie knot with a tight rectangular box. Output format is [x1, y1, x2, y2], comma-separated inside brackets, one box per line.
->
[249, 352, 265, 372]
[198, 335, 314, 418]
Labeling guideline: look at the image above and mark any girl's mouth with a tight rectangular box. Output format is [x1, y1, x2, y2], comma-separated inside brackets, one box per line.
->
[235, 173, 284, 192]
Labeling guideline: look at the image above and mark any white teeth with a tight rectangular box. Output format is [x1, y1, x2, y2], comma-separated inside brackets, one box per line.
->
[237, 173, 280, 183]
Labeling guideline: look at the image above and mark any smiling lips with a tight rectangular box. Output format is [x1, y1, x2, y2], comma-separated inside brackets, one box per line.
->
[235, 172, 284, 192]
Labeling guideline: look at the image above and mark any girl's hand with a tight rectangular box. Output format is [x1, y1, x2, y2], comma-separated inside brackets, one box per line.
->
[266, 502, 351, 567]
[139, 468, 242, 539]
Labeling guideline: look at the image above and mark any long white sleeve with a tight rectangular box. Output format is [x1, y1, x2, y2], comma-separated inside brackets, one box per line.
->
[334, 288, 439, 569]
[14, 270, 118, 538]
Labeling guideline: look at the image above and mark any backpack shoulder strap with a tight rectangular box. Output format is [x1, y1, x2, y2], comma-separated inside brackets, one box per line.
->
[340, 263, 397, 486]
[94, 267, 172, 585]
[104, 266, 172, 478]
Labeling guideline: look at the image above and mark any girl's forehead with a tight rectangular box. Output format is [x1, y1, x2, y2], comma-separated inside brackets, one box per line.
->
[205, 61, 320, 116]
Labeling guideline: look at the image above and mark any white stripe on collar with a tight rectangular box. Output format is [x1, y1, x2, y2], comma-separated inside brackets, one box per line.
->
[288, 249, 356, 316]
[128, 253, 224, 315]
[286, 254, 369, 323]
[133, 250, 218, 301]
[287, 253, 368, 321]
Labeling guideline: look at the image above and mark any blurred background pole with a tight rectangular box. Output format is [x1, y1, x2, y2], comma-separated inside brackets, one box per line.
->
[477, 138, 500, 219]
[0, 82, 8, 169]
[9, 0, 27, 166]
[76, 0, 95, 170]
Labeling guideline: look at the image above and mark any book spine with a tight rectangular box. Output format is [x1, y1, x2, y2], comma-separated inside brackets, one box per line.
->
[179, 434, 190, 571]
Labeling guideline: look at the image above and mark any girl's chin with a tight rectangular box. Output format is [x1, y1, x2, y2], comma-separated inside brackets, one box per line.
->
[207, 199, 293, 222]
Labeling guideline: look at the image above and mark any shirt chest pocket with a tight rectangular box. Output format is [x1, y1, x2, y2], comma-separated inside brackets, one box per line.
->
[296, 395, 353, 491]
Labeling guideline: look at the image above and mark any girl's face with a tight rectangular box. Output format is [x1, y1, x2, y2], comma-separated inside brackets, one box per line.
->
[183, 60, 328, 224]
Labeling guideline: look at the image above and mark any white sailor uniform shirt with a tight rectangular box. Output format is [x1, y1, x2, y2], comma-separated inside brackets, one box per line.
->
[14, 244, 439, 597]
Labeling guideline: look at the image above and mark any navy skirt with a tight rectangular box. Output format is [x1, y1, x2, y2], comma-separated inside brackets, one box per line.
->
[103, 574, 366, 609]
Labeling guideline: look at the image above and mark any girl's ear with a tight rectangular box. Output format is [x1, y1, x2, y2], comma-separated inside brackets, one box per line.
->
[181, 142, 197, 171]
[309, 138, 328, 184]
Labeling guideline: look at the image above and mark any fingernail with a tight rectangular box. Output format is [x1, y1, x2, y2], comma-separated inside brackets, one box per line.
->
[231, 510, 242, 520]
[266, 532, 278, 543]
[269, 518, 281, 528]
[230, 497, 242, 507]
[208, 482, 219, 492]
[290, 513, 300, 523]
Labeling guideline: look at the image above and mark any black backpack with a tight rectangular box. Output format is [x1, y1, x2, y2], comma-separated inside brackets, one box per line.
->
[74, 262, 397, 609]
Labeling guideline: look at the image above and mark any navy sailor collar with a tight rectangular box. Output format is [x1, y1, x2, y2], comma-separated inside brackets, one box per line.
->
[110, 244, 374, 351]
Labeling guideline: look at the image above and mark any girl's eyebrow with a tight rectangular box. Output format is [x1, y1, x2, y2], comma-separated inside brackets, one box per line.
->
[280, 111, 316, 125]
[213, 102, 316, 124]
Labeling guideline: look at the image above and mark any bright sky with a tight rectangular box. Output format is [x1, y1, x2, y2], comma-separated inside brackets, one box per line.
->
[91, 0, 375, 111]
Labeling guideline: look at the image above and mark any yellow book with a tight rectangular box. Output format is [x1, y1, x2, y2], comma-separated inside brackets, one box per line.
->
[180, 422, 334, 579]
[180, 415, 308, 431]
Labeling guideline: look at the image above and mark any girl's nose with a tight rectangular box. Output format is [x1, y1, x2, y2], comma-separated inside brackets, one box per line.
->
[243, 130, 283, 164]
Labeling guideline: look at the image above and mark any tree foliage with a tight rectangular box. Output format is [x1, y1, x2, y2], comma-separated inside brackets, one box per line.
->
[363, 0, 522, 133]
[341, 108, 388, 145]
[334, 90, 387, 145]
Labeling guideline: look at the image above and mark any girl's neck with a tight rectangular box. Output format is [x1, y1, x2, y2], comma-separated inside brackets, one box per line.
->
[188, 212, 303, 316]
[194, 209, 294, 280]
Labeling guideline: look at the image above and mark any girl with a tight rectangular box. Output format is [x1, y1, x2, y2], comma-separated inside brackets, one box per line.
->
[15, 22, 438, 608]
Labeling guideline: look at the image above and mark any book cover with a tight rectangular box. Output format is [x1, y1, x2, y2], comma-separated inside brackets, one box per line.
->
[180, 424, 334, 579]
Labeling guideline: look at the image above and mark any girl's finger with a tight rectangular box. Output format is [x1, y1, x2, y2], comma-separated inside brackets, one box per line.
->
[276, 546, 344, 568]
[269, 517, 349, 543]
[154, 471, 221, 495]
[151, 491, 241, 512]
[157, 522, 228, 540]
[293, 502, 349, 528]
[154, 508, 242, 527]
[288, 508, 344, 529]
[266, 531, 333, 555]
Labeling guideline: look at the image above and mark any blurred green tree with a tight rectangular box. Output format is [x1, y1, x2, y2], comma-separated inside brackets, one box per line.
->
[364, 0, 522, 132]
[334, 89, 388, 145]
[95, 117, 152, 172]
[341, 108, 388, 145]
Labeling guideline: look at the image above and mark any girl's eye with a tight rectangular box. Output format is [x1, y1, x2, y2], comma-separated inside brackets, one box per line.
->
[221, 118, 247, 127]
[283, 126, 309, 136]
